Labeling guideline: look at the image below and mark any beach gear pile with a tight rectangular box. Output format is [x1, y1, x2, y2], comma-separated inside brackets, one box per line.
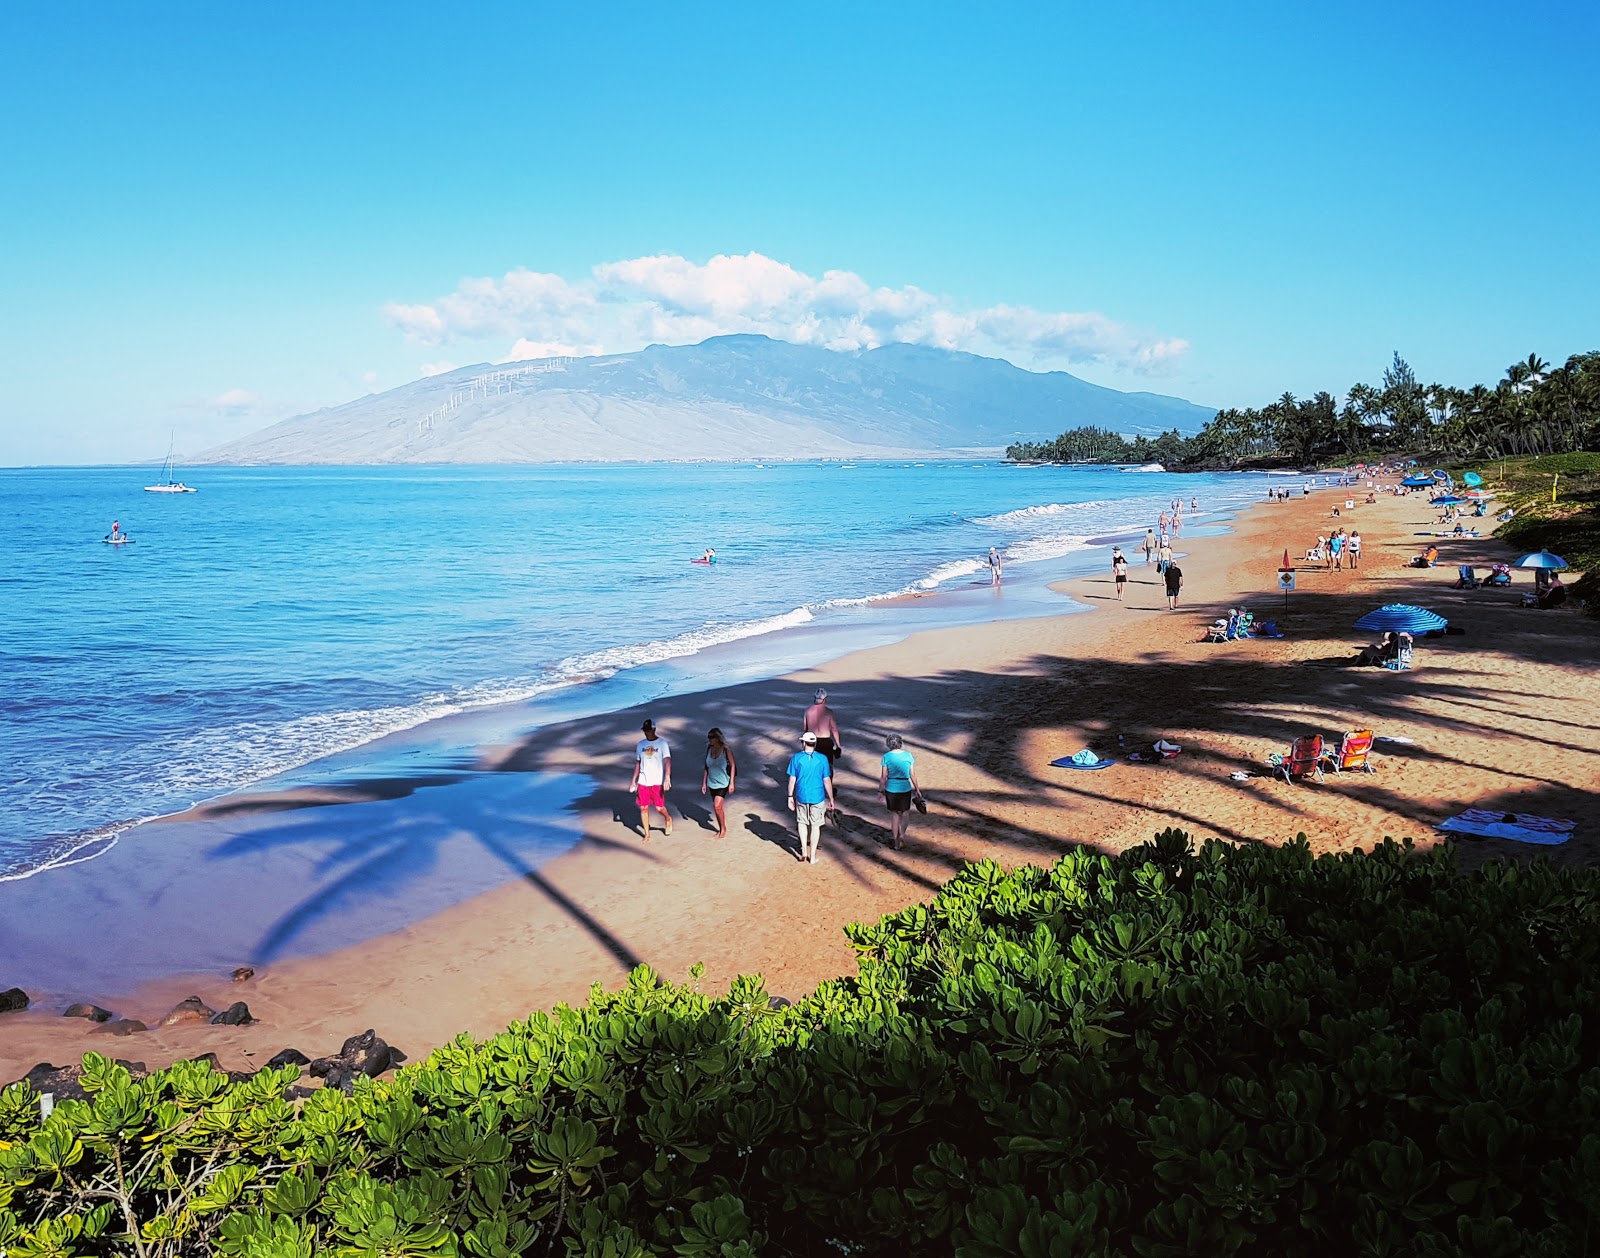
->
[1202, 609, 1283, 642]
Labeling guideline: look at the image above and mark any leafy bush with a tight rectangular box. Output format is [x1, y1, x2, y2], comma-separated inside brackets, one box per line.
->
[5, 832, 1600, 1256]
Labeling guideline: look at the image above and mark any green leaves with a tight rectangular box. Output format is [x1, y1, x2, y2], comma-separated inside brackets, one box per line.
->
[6, 833, 1600, 1254]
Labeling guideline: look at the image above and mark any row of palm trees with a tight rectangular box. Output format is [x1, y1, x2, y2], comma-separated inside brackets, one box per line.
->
[1189, 351, 1600, 466]
[1009, 351, 1600, 468]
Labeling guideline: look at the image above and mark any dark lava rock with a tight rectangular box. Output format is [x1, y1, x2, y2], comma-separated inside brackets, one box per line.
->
[159, 996, 216, 1027]
[265, 1048, 310, 1070]
[230, 966, 255, 983]
[0, 988, 29, 1013]
[17, 1058, 149, 1099]
[91, 1019, 148, 1036]
[210, 1001, 254, 1026]
[63, 1003, 114, 1023]
[308, 1030, 407, 1093]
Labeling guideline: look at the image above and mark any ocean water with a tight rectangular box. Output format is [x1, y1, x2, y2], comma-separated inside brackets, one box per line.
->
[0, 462, 1276, 880]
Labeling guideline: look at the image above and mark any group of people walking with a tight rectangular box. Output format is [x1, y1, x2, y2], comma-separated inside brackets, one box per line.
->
[1307, 527, 1361, 569]
[628, 687, 923, 863]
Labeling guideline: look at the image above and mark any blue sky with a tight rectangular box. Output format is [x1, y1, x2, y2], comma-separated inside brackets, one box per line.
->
[2, 0, 1596, 464]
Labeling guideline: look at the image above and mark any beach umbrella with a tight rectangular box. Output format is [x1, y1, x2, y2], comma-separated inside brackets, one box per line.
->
[1514, 552, 1568, 570]
[1402, 474, 1435, 487]
[1463, 472, 1484, 487]
[1355, 604, 1449, 634]
[1430, 494, 1466, 506]
[1464, 489, 1493, 500]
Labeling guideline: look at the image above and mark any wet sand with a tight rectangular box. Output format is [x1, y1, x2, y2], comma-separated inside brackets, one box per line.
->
[4, 486, 1596, 1079]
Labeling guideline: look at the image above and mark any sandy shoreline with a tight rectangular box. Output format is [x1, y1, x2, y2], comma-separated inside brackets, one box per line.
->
[4, 485, 1597, 1079]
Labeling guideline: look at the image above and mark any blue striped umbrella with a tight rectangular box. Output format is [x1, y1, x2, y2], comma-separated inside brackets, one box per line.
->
[1355, 604, 1449, 633]
[1514, 552, 1568, 570]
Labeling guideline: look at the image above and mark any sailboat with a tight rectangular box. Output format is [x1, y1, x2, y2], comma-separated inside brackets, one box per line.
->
[144, 435, 197, 493]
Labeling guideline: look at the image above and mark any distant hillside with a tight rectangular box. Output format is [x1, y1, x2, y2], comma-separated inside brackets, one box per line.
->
[195, 336, 1216, 464]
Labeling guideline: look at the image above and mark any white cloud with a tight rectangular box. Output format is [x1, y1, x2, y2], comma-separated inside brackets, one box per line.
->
[419, 361, 459, 377]
[502, 338, 604, 363]
[362, 370, 379, 389]
[207, 388, 261, 416]
[385, 252, 1189, 374]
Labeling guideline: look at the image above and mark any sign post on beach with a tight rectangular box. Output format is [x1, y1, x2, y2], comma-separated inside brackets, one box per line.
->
[1277, 566, 1295, 614]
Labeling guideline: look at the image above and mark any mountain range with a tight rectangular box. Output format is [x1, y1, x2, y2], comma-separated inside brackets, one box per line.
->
[195, 336, 1216, 464]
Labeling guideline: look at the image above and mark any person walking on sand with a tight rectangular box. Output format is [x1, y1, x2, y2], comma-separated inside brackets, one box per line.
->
[700, 727, 736, 839]
[803, 687, 843, 775]
[1349, 530, 1362, 569]
[1329, 530, 1344, 570]
[988, 546, 1003, 585]
[1157, 538, 1174, 574]
[1112, 546, 1128, 599]
[1143, 528, 1156, 563]
[787, 731, 835, 863]
[878, 734, 923, 851]
[630, 719, 672, 840]
[1164, 559, 1184, 610]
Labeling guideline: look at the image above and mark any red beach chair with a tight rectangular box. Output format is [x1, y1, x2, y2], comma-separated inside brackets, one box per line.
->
[1326, 729, 1376, 775]
[1279, 734, 1325, 785]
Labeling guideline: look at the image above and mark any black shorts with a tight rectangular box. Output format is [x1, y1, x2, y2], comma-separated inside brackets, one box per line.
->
[708, 787, 729, 798]
[885, 790, 912, 813]
[813, 736, 839, 765]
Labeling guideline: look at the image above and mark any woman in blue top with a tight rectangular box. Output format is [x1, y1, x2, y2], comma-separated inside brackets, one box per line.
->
[878, 733, 923, 851]
[700, 727, 736, 839]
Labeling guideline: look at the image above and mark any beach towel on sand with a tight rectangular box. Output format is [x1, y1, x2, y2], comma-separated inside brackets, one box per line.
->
[1051, 750, 1116, 770]
[1437, 809, 1575, 845]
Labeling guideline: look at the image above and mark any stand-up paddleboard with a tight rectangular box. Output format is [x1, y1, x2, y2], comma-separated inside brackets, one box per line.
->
[690, 558, 715, 565]
[102, 536, 134, 545]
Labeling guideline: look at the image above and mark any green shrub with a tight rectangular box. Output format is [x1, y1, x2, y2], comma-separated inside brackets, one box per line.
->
[4, 832, 1600, 1255]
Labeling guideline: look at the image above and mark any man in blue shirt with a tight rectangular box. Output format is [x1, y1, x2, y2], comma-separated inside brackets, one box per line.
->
[787, 730, 835, 864]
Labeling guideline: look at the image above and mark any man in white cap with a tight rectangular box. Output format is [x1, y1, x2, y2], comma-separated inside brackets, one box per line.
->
[787, 731, 835, 864]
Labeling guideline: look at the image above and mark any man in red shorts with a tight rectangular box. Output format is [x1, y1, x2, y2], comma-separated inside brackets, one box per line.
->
[631, 718, 672, 840]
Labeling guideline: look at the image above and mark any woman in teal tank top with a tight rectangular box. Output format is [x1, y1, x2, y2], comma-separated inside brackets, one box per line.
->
[701, 728, 737, 839]
[878, 733, 923, 850]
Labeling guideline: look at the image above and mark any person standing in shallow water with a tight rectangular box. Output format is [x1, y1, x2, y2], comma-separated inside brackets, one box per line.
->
[787, 731, 835, 864]
[988, 547, 1003, 585]
[630, 719, 672, 840]
[700, 727, 735, 839]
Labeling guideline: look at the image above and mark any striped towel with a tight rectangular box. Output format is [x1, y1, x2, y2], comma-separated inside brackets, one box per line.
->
[1437, 810, 1576, 845]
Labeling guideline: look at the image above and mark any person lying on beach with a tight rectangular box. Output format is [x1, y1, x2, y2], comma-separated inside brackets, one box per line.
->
[700, 727, 736, 839]
[1355, 631, 1395, 666]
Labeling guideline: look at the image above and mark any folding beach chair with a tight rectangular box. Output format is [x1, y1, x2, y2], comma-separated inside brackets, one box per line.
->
[1278, 734, 1325, 785]
[1325, 729, 1376, 774]
[1485, 563, 1513, 587]
[1454, 564, 1479, 589]
[1383, 633, 1415, 671]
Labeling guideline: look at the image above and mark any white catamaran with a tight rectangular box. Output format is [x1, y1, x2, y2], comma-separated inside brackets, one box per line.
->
[145, 436, 197, 493]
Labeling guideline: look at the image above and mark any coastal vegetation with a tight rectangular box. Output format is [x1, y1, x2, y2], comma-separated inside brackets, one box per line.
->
[5, 831, 1599, 1256]
[1007, 350, 1600, 469]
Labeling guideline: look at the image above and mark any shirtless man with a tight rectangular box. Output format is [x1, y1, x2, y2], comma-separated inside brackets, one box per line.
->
[803, 688, 843, 776]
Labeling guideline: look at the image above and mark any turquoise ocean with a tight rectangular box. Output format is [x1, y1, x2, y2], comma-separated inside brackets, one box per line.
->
[0, 461, 1281, 883]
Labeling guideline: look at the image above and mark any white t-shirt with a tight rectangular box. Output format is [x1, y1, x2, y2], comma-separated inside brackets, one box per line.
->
[635, 737, 670, 786]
